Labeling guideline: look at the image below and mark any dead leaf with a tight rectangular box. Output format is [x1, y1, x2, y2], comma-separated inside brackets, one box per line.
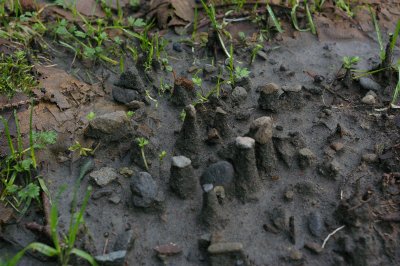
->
[148, 0, 194, 29]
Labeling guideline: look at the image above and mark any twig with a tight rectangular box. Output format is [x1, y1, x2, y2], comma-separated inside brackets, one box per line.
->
[321, 225, 345, 249]
[25, 191, 51, 240]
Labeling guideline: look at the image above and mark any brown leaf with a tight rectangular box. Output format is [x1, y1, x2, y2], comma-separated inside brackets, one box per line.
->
[149, 0, 193, 28]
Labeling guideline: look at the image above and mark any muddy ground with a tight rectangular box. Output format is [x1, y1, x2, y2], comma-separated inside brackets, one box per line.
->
[1, 1, 400, 266]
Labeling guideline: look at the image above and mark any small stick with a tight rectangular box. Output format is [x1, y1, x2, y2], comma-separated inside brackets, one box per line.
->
[321, 225, 345, 249]
[25, 191, 51, 240]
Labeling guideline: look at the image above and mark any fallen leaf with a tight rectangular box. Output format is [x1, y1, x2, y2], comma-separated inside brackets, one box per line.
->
[148, 0, 194, 29]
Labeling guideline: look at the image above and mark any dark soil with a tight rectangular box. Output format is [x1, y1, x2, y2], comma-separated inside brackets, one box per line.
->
[1, 1, 400, 266]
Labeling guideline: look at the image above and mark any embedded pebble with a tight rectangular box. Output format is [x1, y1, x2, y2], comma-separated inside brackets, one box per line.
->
[90, 167, 118, 187]
[361, 94, 376, 105]
[232, 86, 248, 102]
[171, 156, 192, 168]
[282, 84, 302, 92]
[305, 242, 323, 254]
[359, 77, 381, 92]
[235, 137, 255, 149]
[298, 148, 316, 169]
[308, 211, 323, 237]
[362, 153, 378, 163]
[330, 142, 344, 152]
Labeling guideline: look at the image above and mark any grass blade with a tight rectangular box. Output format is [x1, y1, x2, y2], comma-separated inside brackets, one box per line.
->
[391, 65, 400, 106]
[29, 103, 36, 169]
[369, 6, 385, 60]
[71, 248, 98, 266]
[7, 242, 57, 266]
[305, 1, 316, 35]
[68, 186, 92, 249]
[267, 5, 284, 33]
[291, 3, 309, 32]
[390, 19, 400, 51]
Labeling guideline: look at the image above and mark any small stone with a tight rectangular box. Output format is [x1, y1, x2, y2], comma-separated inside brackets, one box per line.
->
[308, 211, 323, 237]
[289, 250, 303, 261]
[258, 83, 281, 112]
[284, 190, 294, 201]
[271, 207, 289, 231]
[330, 142, 344, 152]
[298, 148, 316, 169]
[235, 136, 255, 149]
[359, 77, 381, 92]
[201, 161, 235, 192]
[257, 50, 268, 60]
[108, 195, 121, 204]
[119, 167, 134, 177]
[208, 242, 243, 254]
[85, 111, 130, 141]
[112, 86, 140, 104]
[173, 42, 183, 52]
[90, 167, 118, 187]
[361, 94, 376, 105]
[113, 230, 135, 251]
[305, 242, 323, 254]
[232, 86, 248, 102]
[125, 100, 145, 110]
[171, 156, 191, 168]
[362, 153, 378, 163]
[95, 250, 127, 266]
[282, 84, 302, 92]
[130, 172, 163, 211]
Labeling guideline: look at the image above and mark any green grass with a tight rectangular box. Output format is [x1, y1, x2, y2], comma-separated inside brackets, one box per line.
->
[0, 51, 37, 98]
[0, 105, 57, 214]
[4, 185, 96, 266]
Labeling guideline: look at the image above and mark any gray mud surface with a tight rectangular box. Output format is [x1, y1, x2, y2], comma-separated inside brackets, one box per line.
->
[1, 4, 400, 266]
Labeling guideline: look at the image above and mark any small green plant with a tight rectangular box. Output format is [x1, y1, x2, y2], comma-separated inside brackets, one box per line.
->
[342, 56, 359, 88]
[290, 0, 316, 34]
[343, 56, 360, 70]
[136, 137, 149, 171]
[179, 109, 186, 122]
[1, 107, 57, 213]
[86, 111, 96, 121]
[335, 0, 353, 17]
[68, 141, 93, 157]
[159, 150, 167, 162]
[192, 75, 202, 88]
[234, 66, 251, 80]
[250, 44, 263, 65]
[5, 185, 96, 266]
[126, 111, 135, 118]
[0, 50, 38, 98]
